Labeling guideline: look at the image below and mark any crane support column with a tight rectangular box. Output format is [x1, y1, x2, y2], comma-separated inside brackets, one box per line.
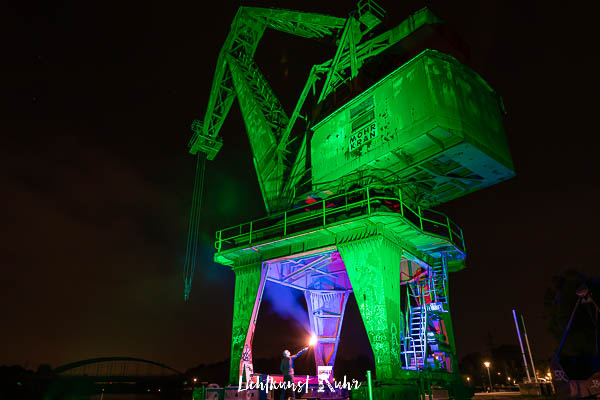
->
[338, 235, 404, 380]
[305, 289, 351, 370]
[229, 261, 267, 385]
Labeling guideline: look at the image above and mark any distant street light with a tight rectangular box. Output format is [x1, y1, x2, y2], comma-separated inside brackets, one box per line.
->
[484, 362, 493, 391]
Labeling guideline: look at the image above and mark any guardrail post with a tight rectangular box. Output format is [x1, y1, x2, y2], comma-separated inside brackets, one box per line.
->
[447, 217, 453, 242]
[399, 188, 404, 216]
[249, 221, 253, 245]
[418, 206, 423, 230]
[366, 370, 373, 400]
[215, 230, 221, 251]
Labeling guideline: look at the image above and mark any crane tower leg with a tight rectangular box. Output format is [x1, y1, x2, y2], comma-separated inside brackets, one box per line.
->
[229, 262, 267, 385]
[338, 235, 404, 380]
[304, 289, 350, 371]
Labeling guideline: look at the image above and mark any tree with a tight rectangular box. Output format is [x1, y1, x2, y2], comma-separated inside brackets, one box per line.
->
[544, 269, 600, 356]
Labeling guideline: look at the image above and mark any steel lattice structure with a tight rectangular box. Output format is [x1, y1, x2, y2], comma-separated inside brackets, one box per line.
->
[183, 1, 514, 399]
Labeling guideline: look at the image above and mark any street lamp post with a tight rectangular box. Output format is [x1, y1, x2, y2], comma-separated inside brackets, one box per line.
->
[484, 362, 493, 392]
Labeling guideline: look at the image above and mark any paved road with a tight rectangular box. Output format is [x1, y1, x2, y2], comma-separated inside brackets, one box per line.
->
[474, 392, 555, 399]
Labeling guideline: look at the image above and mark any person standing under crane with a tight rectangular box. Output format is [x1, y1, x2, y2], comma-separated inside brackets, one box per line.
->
[280, 347, 308, 400]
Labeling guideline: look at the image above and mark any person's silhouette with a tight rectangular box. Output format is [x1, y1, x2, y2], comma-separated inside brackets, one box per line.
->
[280, 347, 308, 400]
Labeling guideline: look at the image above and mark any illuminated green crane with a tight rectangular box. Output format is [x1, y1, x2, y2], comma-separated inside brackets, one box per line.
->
[184, 5, 346, 299]
[187, 7, 344, 213]
[184, 1, 514, 398]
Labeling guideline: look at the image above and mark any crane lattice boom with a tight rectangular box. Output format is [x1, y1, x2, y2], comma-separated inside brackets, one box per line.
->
[188, 2, 398, 214]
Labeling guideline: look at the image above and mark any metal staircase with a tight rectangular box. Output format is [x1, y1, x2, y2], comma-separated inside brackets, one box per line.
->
[401, 254, 450, 370]
[429, 256, 448, 304]
[404, 305, 427, 369]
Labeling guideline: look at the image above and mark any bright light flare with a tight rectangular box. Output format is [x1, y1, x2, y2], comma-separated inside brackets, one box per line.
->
[309, 334, 317, 346]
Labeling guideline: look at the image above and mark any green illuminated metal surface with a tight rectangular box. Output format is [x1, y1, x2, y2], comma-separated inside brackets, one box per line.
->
[213, 186, 468, 387]
[190, 6, 344, 149]
[338, 236, 404, 380]
[316, 7, 440, 102]
[213, 186, 465, 259]
[229, 262, 266, 385]
[311, 49, 514, 207]
[190, 6, 345, 149]
[185, 3, 515, 399]
[227, 54, 288, 212]
[188, 6, 457, 213]
[189, 7, 346, 213]
[213, 199, 466, 392]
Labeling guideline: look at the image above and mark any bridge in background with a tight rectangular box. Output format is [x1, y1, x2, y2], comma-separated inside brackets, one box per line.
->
[39, 357, 187, 399]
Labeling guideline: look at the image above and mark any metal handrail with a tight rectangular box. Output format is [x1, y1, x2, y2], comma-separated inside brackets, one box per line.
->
[214, 187, 465, 253]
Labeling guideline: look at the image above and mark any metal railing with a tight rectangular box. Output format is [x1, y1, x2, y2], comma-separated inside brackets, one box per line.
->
[215, 186, 465, 253]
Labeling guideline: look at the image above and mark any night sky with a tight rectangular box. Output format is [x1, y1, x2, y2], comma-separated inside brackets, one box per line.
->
[4, 0, 599, 373]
